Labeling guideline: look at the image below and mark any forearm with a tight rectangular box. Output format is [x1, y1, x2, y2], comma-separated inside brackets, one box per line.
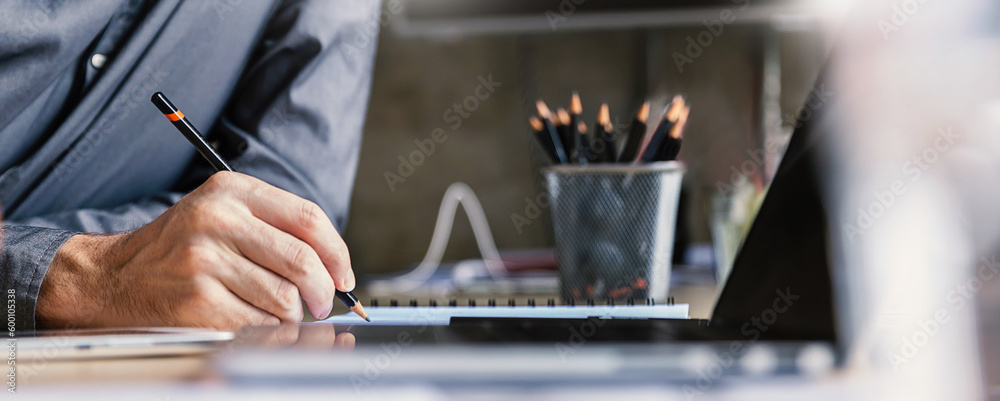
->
[35, 234, 115, 329]
[2, 193, 182, 331]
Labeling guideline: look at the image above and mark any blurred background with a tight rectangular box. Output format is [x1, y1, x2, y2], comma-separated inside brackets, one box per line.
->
[344, 0, 835, 275]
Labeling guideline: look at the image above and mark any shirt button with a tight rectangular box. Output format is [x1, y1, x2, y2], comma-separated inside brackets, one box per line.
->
[90, 53, 107, 69]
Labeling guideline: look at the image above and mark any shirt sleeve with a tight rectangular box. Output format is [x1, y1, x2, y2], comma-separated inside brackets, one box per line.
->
[0, 0, 380, 331]
[2, 225, 76, 333]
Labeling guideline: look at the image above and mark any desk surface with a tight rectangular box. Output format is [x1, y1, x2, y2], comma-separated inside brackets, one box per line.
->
[19, 275, 720, 390]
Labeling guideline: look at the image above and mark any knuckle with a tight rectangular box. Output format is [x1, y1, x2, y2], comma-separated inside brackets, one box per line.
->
[298, 201, 325, 230]
[274, 280, 303, 321]
[333, 241, 351, 266]
[204, 171, 237, 191]
[178, 245, 217, 273]
[186, 201, 227, 232]
[282, 241, 315, 279]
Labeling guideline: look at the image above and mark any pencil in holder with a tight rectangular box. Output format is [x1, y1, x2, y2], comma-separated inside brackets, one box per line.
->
[543, 162, 685, 303]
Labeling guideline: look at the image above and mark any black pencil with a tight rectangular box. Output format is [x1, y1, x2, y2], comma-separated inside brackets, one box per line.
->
[529, 116, 559, 163]
[150, 91, 370, 322]
[570, 92, 590, 164]
[535, 100, 569, 164]
[655, 104, 689, 161]
[595, 103, 614, 163]
[639, 96, 685, 163]
[556, 108, 574, 162]
[617, 102, 649, 163]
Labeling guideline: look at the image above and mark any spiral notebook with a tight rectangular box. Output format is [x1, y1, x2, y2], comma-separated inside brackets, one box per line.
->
[320, 299, 689, 326]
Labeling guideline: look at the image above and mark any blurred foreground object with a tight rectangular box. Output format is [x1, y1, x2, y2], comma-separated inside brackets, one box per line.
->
[822, 0, 1000, 399]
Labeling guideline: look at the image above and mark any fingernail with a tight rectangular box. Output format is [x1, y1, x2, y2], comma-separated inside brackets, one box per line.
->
[344, 274, 356, 291]
[313, 304, 333, 320]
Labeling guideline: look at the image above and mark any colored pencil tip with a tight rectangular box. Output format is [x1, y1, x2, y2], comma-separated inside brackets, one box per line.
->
[637, 102, 650, 123]
[671, 106, 691, 139]
[350, 304, 369, 322]
[570, 92, 582, 115]
[535, 100, 552, 119]
[529, 116, 544, 132]
[598, 103, 610, 126]
[665, 96, 685, 122]
[557, 108, 571, 126]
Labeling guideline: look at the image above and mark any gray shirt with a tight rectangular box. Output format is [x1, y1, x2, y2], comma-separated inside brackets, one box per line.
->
[0, 0, 380, 331]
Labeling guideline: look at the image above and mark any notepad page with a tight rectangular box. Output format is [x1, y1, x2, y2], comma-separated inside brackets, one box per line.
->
[318, 304, 689, 326]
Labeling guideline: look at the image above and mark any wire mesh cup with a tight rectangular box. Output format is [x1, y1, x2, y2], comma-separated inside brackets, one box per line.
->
[543, 162, 685, 303]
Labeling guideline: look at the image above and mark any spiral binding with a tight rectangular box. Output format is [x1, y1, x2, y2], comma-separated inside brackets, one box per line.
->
[367, 297, 676, 307]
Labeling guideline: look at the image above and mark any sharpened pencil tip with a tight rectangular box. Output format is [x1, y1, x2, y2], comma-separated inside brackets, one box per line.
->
[570, 92, 582, 114]
[350, 303, 369, 322]
[535, 100, 552, 118]
[556, 108, 571, 126]
[528, 116, 544, 132]
[637, 102, 650, 123]
[364, 317, 371, 322]
[598, 103, 610, 125]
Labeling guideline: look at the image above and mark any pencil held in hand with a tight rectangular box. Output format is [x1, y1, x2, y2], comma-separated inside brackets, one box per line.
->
[151, 91, 369, 323]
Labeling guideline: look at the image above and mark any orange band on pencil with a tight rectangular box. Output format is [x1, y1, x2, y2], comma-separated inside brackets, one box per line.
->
[164, 111, 184, 121]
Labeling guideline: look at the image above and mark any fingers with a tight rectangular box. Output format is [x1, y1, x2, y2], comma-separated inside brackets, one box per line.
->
[244, 324, 302, 347]
[226, 174, 355, 292]
[227, 217, 336, 320]
[215, 253, 305, 323]
[296, 324, 340, 348]
[190, 279, 280, 330]
[334, 332, 356, 349]
[220, 299, 280, 330]
[238, 323, 349, 349]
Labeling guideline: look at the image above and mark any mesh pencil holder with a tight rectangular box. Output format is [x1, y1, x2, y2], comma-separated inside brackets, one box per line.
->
[543, 162, 685, 303]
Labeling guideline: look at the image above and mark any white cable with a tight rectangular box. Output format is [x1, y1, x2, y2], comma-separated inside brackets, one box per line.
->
[377, 182, 504, 293]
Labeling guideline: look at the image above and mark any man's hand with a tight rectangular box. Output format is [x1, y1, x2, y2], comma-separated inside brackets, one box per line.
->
[36, 172, 354, 330]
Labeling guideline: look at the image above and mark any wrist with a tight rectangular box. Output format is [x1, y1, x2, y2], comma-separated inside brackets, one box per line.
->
[36, 234, 118, 328]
